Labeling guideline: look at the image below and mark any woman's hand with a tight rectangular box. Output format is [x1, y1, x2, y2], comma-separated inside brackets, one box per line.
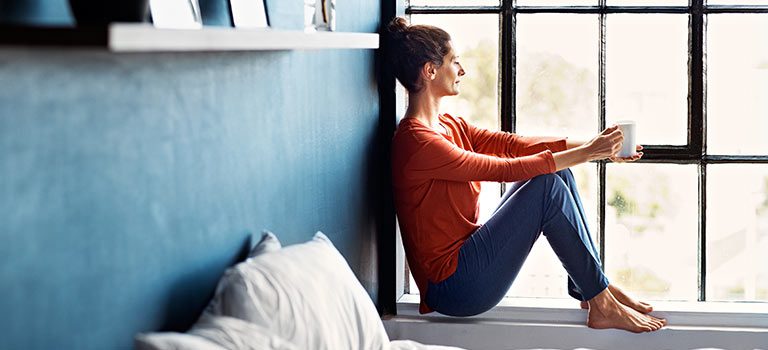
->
[582, 125, 624, 162]
[553, 125, 642, 171]
[609, 144, 644, 163]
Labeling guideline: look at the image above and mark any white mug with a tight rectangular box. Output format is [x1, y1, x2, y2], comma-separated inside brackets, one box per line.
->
[615, 120, 636, 158]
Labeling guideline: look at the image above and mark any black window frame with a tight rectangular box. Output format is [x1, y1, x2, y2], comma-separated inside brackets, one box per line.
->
[405, 0, 768, 302]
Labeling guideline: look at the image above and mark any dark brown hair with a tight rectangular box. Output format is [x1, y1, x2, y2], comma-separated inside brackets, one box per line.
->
[385, 17, 452, 93]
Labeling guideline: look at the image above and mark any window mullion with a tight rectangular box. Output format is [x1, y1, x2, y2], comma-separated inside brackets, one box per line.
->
[691, 0, 705, 157]
[598, 0, 607, 268]
[699, 162, 707, 302]
[406, 6, 500, 14]
[692, 0, 706, 302]
[501, 0, 515, 133]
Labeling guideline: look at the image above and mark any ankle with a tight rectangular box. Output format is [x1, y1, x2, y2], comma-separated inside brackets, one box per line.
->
[587, 287, 617, 312]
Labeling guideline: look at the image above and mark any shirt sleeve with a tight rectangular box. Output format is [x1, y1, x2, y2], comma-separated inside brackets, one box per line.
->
[456, 116, 568, 158]
[405, 132, 557, 183]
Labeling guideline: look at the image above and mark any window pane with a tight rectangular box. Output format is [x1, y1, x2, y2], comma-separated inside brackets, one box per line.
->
[606, 14, 688, 146]
[608, 0, 688, 5]
[517, 0, 596, 5]
[707, 165, 768, 302]
[707, 15, 768, 155]
[516, 14, 598, 141]
[411, 14, 500, 131]
[507, 163, 599, 298]
[409, 0, 499, 6]
[605, 164, 698, 301]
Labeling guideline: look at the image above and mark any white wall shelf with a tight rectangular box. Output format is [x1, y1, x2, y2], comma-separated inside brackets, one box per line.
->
[0, 24, 380, 52]
[110, 24, 379, 52]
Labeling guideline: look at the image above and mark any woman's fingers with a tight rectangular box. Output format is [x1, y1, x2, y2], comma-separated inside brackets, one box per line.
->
[610, 130, 624, 144]
[610, 151, 644, 163]
[589, 126, 632, 161]
[600, 126, 623, 142]
[601, 124, 619, 135]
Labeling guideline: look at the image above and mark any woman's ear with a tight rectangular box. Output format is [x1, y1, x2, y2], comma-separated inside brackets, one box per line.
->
[421, 62, 437, 82]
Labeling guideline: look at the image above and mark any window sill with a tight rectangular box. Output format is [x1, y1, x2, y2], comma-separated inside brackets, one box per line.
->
[394, 293, 768, 330]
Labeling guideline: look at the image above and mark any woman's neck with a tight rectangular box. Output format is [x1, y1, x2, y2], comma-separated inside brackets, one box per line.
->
[405, 90, 442, 129]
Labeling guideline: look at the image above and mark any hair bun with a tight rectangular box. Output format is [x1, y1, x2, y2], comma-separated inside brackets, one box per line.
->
[383, 16, 452, 92]
[387, 17, 409, 35]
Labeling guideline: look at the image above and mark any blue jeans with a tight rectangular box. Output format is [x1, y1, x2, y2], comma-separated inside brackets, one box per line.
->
[425, 169, 609, 317]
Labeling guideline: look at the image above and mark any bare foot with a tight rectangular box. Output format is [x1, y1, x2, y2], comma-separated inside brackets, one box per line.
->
[608, 285, 653, 313]
[585, 287, 666, 333]
[580, 285, 653, 314]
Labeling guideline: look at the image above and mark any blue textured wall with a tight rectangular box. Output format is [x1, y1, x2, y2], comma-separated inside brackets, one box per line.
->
[0, 1, 382, 349]
[0, 0, 73, 25]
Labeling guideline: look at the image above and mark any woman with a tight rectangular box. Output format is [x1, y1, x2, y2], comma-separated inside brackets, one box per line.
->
[386, 17, 666, 333]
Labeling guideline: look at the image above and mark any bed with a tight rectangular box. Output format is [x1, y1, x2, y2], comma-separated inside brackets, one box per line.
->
[134, 232, 465, 350]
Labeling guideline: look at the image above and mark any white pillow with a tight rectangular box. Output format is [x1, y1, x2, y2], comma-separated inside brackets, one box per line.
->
[247, 230, 281, 258]
[134, 232, 289, 350]
[189, 314, 298, 350]
[134, 315, 299, 350]
[209, 232, 390, 350]
[390, 340, 467, 350]
[204, 230, 282, 316]
[134, 331, 226, 350]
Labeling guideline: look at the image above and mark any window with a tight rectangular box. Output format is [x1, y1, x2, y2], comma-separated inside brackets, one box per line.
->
[403, 0, 768, 303]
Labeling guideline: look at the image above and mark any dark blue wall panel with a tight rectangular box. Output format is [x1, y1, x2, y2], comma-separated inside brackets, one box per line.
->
[0, 2, 382, 349]
[0, 0, 73, 25]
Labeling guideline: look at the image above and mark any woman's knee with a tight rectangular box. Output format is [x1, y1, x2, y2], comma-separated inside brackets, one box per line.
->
[528, 173, 569, 192]
[528, 173, 572, 203]
[555, 168, 575, 182]
[528, 172, 559, 186]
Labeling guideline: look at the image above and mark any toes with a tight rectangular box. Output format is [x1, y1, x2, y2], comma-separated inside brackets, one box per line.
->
[646, 316, 666, 330]
[634, 313, 662, 331]
[640, 302, 654, 312]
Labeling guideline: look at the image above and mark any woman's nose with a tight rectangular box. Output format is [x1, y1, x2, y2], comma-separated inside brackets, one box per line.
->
[459, 65, 466, 76]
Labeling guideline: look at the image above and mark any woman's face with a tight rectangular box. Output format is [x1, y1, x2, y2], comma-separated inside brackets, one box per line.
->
[433, 43, 466, 97]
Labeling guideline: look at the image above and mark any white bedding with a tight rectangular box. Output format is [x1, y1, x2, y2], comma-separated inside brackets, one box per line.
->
[390, 339, 467, 350]
[190, 315, 467, 350]
[136, 314, 468, 350]
[134, 232, 469, 350]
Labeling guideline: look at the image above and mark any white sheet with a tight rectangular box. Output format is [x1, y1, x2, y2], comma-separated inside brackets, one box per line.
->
[390, 339, 468, 350]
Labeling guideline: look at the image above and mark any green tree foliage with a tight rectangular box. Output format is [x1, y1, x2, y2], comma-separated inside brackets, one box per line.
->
[455, 42, 596, 133]
[608, 189, 636, 218]
[517, 52, 596, 130]
[614, 267, 670, 297]
[453, 40, 498, 131]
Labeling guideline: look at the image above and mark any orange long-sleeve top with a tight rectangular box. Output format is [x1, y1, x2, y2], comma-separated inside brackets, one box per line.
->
[392, 113, 568, 313]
